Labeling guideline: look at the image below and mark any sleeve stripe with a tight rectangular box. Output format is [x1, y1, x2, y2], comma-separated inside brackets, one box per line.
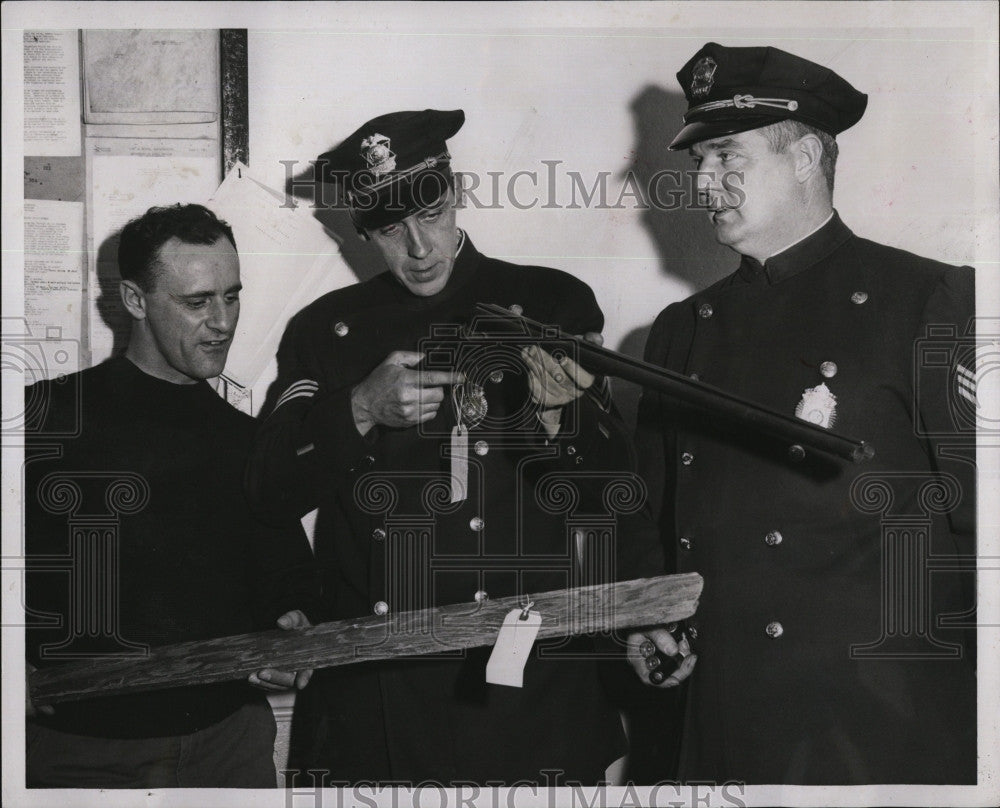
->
[275, 380, 319, 410]
[957, 386, 977, 406]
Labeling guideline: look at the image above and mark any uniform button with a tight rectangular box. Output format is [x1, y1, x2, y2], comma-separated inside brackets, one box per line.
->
[681, 452, 694, 466]
[362, 454, 375, 468]
[469, 517, 484, 531]
[687, 627, 699, 640]
[788, 444, 806, 462]
[765, 621, 784, 638]
[820, 361, 838, 378]
[372, 527, 386, 542]
[334, 321, 349, 337]
[689, 372, 700, 381]
[474, 440, 489, 456]
[574, 456, 584, 465]
[851, 291, 869, 305]
[567, 445, 577, 455]
[698, 303, 714, 319]
[373, 601, 389, 616]
[509, 304, 523, 316]
[679, 536, 693, 550]
[489, 370, 504, 384]
[764, 530, 783, 546]
[474, 590, 489, 603]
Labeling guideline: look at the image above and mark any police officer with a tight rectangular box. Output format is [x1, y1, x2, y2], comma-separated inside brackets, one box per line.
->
[247, 110, 668, 785]
[634, 43, 976, 784]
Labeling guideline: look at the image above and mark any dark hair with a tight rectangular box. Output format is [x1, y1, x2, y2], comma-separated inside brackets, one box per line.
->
[118, 204, 237, 290]
[760, 120, 839, 193]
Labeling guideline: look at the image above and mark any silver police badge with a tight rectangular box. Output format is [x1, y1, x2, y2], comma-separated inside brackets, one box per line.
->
[795, 382, 838, 429]
[691, 56, 718, 99]
[360, 133, 396, 177]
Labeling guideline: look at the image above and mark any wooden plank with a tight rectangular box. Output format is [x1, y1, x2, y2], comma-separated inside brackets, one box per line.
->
[30, 574, 701, 705]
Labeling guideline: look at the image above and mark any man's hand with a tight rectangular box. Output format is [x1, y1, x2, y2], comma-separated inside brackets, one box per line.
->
[248, 610, 314, 692]
[351, 351, 464, 435]
[26, 661, 54, 717]
[522, 333, 601, 437]
[625, 625, 697, 688]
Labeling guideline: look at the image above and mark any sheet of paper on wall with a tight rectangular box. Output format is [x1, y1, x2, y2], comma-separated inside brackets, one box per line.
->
[81, 30, 218, 125]
[207, 162, 355, 414]
[24, 31, 82, 156]
[24, 200, 86, 379]
[87, 138, 220, 366]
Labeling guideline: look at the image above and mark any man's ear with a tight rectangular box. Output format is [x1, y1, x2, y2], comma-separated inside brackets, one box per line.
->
[120, 280, 147, 320]
[794, 134, 824, 184]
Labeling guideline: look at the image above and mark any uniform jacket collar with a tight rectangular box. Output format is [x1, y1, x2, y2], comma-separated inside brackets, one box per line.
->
[736, 211, 853, 285]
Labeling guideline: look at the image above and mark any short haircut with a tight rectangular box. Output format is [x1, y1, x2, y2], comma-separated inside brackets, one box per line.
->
[118, 204, 237, 291]
[760, 120, 839, 193]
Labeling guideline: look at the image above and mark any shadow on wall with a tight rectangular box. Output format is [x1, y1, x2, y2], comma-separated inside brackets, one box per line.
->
[611, 85, 736, 430]
[285, 162, 385, 286]
[94, 233, 131, 360]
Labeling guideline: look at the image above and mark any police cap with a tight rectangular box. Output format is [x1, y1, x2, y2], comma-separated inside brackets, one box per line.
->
[669, 43, 867, 150]
[318, 109, 465, 230]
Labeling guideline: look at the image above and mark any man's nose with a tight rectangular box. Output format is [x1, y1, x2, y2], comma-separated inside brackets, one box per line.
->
[405, 221, 431, 259]
[206, 298, 236, 333]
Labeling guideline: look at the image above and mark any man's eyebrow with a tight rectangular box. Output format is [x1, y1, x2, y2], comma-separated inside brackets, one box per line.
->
[176, 283, 243, 299]
[689, 138, 740, 155]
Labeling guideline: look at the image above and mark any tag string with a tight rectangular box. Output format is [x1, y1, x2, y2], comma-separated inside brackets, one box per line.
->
[519, 600, 535, 621]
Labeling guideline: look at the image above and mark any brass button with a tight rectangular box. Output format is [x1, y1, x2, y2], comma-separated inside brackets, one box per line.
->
[687, 627, 699, 640]
[567, 445, 577, 455]
[681, 452, 694, 466]
[489, 370, 504, 384]
[373, 601, 389, 616]
[372, 527, 386, 542]
[334, 321, 349, 337]
[474, 590, 489, 603]
[820, 361, 838, 378]
[679, 536, 693, 550]
[698, 303, 714, 319]
[788, 444, 805, 462]
[362, 454, 375, 468]
[764, 530, 783, 546]
[765, 621, 784, 638]
[474, 440, 489, 456]
[689, 372, 700, 381]
[851, 291, 868, 305]
[470, 517, 484, 532]
[509, 304, 523, 316]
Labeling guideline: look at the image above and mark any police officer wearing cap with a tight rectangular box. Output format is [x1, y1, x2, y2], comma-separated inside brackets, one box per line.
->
[247, 110, 665, 784]
[634, 44, 976, 783]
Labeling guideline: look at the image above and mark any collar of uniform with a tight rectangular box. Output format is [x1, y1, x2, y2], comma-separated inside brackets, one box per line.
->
[736, 211, 853, 285]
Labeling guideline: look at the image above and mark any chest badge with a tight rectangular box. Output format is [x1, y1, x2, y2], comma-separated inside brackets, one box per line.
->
[795, 382, 838, 429]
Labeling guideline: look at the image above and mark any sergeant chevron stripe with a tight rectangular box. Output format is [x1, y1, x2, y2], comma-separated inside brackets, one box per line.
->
[275, 379, 319, 410]
[955, 362, 977, 406]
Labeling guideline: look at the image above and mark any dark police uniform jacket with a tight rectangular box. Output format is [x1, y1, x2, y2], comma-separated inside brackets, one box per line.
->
[636, 213, 977, 784]
[248, 233, 663, 784]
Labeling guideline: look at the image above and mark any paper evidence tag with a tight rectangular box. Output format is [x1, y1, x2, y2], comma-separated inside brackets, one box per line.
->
[486, 608, 542, 688]
[450, 424, 468, 503]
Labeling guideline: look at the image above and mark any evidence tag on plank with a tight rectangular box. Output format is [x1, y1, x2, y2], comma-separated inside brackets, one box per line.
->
[450, 424, 469, 503]
[486, 603, 542, 688]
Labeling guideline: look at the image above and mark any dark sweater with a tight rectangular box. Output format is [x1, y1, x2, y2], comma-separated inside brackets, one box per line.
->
[25, 356, 320, 738]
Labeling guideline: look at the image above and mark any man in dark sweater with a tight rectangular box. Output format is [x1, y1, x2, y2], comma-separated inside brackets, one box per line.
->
[24, 204, 321, 788]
